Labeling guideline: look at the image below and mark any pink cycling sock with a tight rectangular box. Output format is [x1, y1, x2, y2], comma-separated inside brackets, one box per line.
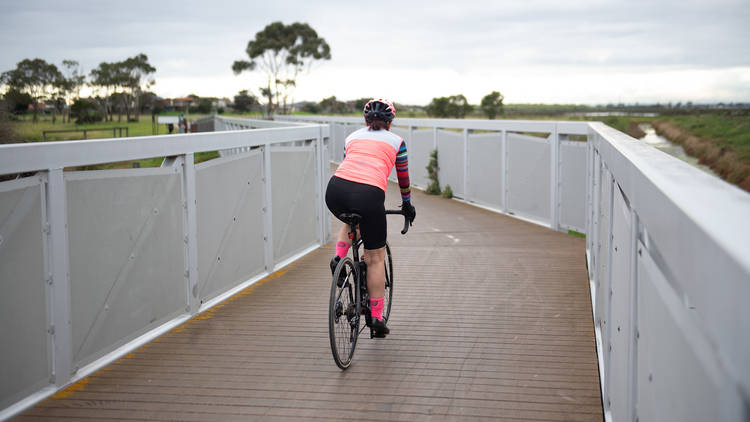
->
[370, 297, 385, 321]
[336, 241, 350, 258]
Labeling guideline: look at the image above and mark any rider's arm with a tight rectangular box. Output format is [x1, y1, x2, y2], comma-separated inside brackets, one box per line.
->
[395, 140, 411, 202]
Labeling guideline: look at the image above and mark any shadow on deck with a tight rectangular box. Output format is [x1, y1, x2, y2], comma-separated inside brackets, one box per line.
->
[17, 182, 602, 421]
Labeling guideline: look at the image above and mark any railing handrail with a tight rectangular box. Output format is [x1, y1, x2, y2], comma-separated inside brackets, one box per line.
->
[276, 114, 591, 134]
[0, 123, 329, 176]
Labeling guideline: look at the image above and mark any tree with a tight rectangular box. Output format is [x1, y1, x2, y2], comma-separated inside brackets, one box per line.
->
[58, 60, 86, 123]
[89, 61, 118, 121]
[90, 54, 155, 122]
[1, 58, 63, 122]
[62, 60, 85, 99]
[426, 95, 472, 118]
[480, 91, 504, 119]
[70, 98, 102, 124]
[233, 21, 331, 115]
[353, 98, 370, 112]
[319, 96, 348, 114]
[233, 90, 258, 113]
[3, 88, 33, 115]
[0, 99, 20, 144]
[117, 54, 156, 121]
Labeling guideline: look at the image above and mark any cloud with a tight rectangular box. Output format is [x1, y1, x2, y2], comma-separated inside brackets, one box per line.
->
[2, 0, 749, 103]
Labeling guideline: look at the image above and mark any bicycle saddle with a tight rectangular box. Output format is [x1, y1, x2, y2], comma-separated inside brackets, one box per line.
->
[338, 213, 362, 225]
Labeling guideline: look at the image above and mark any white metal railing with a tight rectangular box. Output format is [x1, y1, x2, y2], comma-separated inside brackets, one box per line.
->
[586, 123, 750, 422]
[277, 115, 590, 233]
[0, 119, 330, 418]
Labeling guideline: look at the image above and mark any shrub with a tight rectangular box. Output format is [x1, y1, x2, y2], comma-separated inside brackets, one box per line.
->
[425, 149, 441, 195]
[442, 184, 453, 199]
[71, 99, 103, 124]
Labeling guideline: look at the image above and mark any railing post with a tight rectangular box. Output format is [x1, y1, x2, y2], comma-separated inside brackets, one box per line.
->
[550, 125, 560, 231]
[46, 168, 73, 386]
[262, 143, 274, 273]
[501, 129, 508, 213]
[182, 153, 200, 314]
[627, 209, 640, 422]
[463, 128, 469, 200]
[315, 127, 325, 245]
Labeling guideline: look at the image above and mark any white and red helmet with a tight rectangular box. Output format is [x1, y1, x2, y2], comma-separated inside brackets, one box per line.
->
[363, 99, 396, 123]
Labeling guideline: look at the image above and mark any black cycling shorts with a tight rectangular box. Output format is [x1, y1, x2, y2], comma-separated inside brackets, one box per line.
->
[325, 176, 387, 250]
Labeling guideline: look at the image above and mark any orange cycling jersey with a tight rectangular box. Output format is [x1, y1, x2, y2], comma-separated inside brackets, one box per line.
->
[334, 127, 411, 201]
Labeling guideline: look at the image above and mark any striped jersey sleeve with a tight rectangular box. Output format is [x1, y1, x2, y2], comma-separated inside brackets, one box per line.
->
[395, 140, 411, 202]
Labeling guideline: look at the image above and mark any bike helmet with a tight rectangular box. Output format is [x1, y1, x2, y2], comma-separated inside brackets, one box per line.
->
[363, 99, 396, 123]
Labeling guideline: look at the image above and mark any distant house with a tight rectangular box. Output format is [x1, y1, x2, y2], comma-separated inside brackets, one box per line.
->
[158, 97, 196, 111]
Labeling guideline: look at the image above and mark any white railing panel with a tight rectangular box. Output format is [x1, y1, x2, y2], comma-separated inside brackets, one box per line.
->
[507, 133, 551, 223]
[437, 129, 464, 197]
[408, 129, 434, 189]
[596, 162, 614, 379]
[196, 151, 265, 303]
[607, 186, 635, 420]
[636, 242, 744, 421]
[271, 147, 319, 264]
[0, 177, 50, 410]
[331, 123, 348, 162]
[65, 168, 186, 369]
[467, 132, 504, 209]
[389, 126, 410, 182]
[559, 141, 587, 232]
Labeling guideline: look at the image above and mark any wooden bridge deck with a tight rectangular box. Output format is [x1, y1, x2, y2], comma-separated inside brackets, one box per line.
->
[17, 182, 602, 421]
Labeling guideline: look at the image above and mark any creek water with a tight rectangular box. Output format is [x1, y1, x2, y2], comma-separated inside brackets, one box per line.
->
[637, 124, 717, 176]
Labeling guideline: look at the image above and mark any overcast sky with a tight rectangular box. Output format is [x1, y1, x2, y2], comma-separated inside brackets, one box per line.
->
[2, 0, 749, 105]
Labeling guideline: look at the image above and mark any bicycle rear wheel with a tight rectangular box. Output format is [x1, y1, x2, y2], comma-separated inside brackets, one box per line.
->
[329, 257, 359, 369]
[383, 242, 394, 323]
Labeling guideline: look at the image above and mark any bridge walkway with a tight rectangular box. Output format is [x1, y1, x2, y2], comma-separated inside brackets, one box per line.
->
[16, 182, 602, 421]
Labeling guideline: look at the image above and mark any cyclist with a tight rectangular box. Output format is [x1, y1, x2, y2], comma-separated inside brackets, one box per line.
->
[325, 99, 416, 338]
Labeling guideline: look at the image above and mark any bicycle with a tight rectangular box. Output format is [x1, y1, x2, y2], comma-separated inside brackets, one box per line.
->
[328, 209, 410, 370]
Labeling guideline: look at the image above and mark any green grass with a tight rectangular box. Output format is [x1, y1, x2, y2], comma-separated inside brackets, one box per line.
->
[659, 114, 750, 162]
[568, 229, 586, 238]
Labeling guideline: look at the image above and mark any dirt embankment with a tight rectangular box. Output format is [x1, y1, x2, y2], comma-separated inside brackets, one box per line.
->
[626, 122, 646, 139]
[652, 121, 750, 192]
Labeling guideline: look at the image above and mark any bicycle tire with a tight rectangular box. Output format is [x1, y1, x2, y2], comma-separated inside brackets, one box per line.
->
[383, 242, 394, 323]
[329, 257, 359, 369]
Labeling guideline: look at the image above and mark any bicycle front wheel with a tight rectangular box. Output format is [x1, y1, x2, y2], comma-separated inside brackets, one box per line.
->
[329, 257, 359, 369]
[383, 242, 394, 323]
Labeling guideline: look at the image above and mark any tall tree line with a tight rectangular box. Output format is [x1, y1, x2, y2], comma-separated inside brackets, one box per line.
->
[1, 54, 156, 123]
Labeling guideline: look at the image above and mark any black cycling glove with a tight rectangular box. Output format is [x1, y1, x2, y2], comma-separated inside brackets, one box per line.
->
[402, 201, 416, 224]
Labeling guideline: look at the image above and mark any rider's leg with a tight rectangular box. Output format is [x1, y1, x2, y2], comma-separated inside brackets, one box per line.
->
[364, 246, 386, 320]
[335, 223, 351, 258]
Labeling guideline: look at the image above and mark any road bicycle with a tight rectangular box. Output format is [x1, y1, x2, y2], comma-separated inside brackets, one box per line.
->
[328, 209, 410, 370]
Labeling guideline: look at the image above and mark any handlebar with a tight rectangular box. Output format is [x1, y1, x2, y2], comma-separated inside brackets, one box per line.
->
[385, 209, 411, 235]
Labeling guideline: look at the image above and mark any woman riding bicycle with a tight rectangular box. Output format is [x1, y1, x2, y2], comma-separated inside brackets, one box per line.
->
[325, 98, 416, 338]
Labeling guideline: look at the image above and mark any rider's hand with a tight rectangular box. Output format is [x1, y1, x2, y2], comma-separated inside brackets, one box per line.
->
[402, 201, 416, 224]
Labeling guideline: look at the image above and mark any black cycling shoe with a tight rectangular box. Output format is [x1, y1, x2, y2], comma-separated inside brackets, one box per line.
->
[370, 318, 389, 338]
[330, 256, 346, 287]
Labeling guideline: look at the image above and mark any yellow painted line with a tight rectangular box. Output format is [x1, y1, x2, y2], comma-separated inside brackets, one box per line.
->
[51, 377, 90, 399]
